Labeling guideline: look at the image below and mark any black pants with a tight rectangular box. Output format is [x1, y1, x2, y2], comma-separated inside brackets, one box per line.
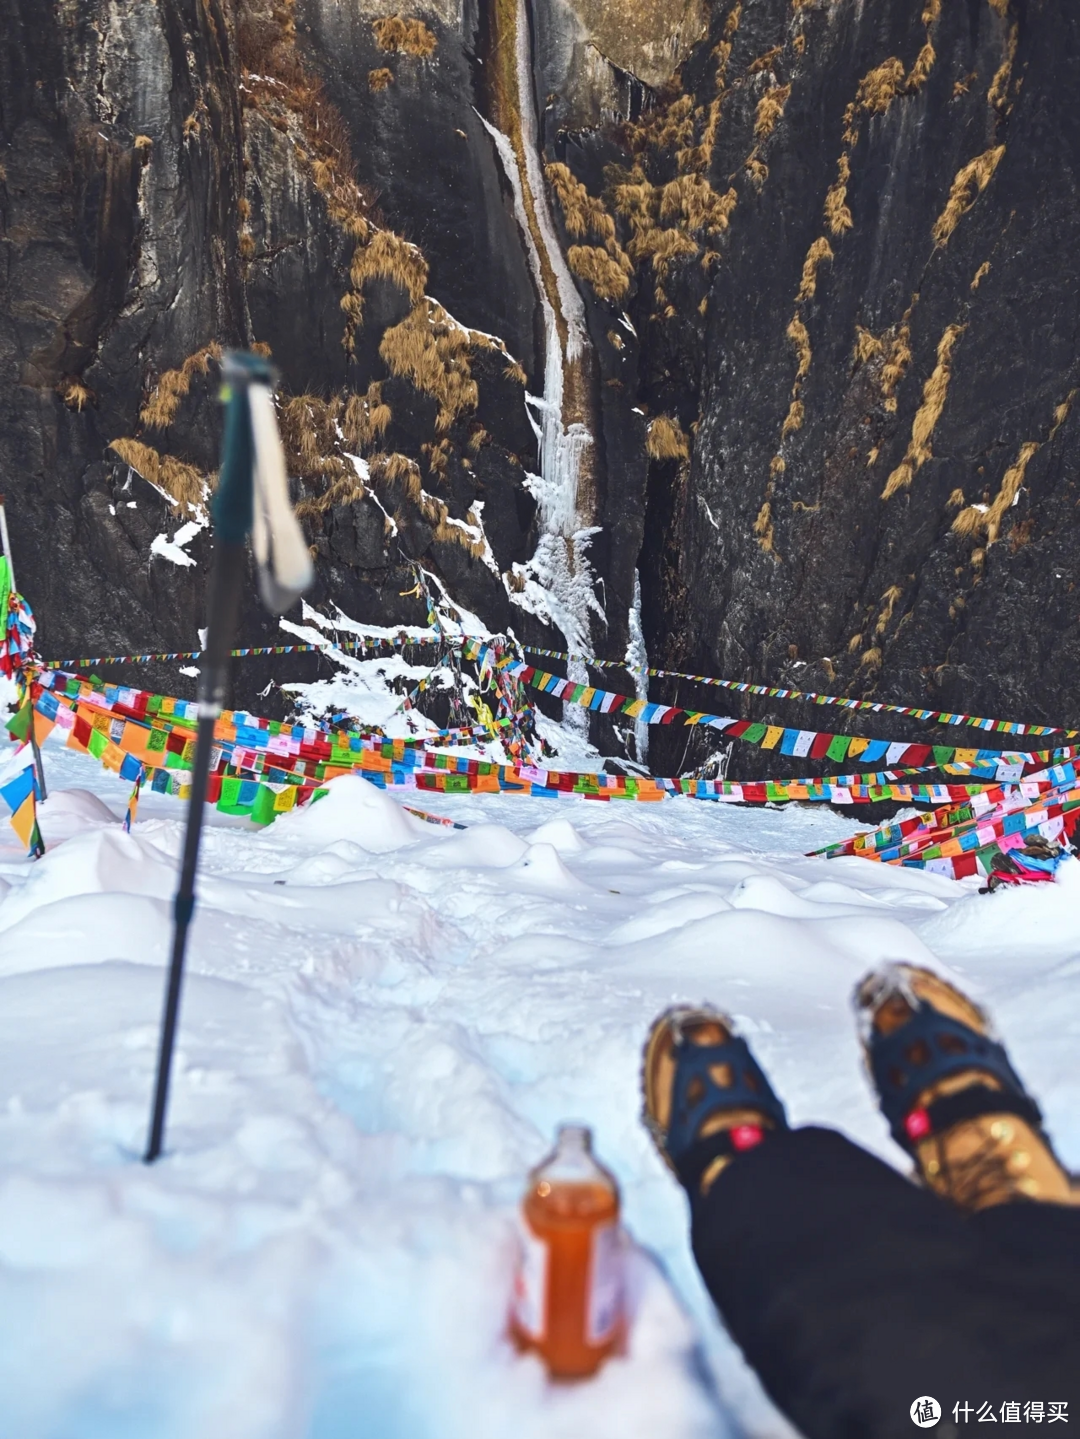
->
[690, 1128, 1080, 1439]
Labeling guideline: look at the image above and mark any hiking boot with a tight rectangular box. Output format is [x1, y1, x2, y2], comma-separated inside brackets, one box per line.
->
[641, 1006, 787, 1198]
[854, 963, 1077, 1212]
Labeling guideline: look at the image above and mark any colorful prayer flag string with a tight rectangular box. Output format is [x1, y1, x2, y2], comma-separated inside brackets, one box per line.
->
[518, 643, 1077, 740]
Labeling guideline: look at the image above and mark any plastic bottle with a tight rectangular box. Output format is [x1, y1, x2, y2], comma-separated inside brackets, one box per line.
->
[510, 1123, 624, 1379]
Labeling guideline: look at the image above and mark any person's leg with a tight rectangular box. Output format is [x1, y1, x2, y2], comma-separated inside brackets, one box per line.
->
[641, 1000, 1080, 1439]
[689, 1127, 1079, 1439]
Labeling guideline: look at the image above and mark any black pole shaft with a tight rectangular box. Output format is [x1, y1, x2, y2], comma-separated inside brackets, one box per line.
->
[144, 539, 246, 1163]
[30, 730, 48, 801]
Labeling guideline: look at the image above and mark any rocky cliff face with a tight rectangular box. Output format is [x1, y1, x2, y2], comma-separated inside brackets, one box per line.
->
[2, 0, 1077, 767]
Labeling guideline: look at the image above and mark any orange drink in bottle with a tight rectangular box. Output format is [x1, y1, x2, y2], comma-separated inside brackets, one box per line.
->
[510, 1124, 624, 1379]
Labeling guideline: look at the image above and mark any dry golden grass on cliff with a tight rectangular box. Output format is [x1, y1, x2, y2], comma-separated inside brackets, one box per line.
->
[567, 246, 631, 302]
[645, 415, 690, 461]
[369, 450, 486, 559]
[787, 317, 812, 382]
[60, 379, 93, 411]
[109, 438, 206, 513]
[874, 584, 903, 636]
[368, 68, 394, 91]
[907, 42, 936, 91]
[753, 501, 774, 552]
[140, 343, 223, 429]
[546, 162, 632, 300]
[797, 236, 834, 301]
[1050, 389, 1077, 438]
[953, 441, 1040, 545]
[654, 96, 696, 153]
[882, 323, 964, 499]
[824, 154, 853, 234]
[349, 229, 429, 310]
[988, 23, 1018, 110]
[546, 162, 614, 242]
[660, 175, 737, 236]
[678, 96, 725, 175]
[932, 147, 1005, 246]
[754, 84, 791, 139]
[372, 16, 436, 57]
[379, 301, 480, 434]
[745, 157, 768, 189]
[342, 383, 392, 452]
[853, 326, 882, 365]
[880, 319, 912, 408]
[853, 57, 906, 117]
[950, 504, 986, 538]
[632, 225, 699, 276]
[970, 261, 991, 290]
[280, 394, 343, 473]
[782, 399, 804, 435]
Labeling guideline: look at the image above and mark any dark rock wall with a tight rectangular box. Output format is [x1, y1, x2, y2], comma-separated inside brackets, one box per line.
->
[2, 0, 1077, 762]
[616, 0, 1080, 769]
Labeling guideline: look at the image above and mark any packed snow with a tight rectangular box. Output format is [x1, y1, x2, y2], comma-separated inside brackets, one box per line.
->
[1, 737, 1078, 1438]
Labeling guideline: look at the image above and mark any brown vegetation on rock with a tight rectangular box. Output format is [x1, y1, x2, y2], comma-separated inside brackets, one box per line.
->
[645, 415, 690, 461]
[754, 83, 791, 139]
[932, 147, 1005, 247]
[109, 438, 207, 513]
[372, 16, 436, 57]
[379, 300, 496, 434]
[140, 344, 223, 430]
[882, 323, 965, 499]
[824, 154, 853, 235]
[797, 236, 834, 301]
[787, 317, 812, 381]
[567, 246, 631, 302]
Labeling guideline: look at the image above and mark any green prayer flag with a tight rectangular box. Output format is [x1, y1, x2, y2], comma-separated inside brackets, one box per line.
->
[826, 734, 851, 763]
[251, 785, 278, 826]
[6, 690, 31, 743]
[0, 556, 10, 639]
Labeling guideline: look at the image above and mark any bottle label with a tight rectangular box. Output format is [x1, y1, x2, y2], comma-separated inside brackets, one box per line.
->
[586, 1221, 623, 1345]
[512, 1218, 548, 1341]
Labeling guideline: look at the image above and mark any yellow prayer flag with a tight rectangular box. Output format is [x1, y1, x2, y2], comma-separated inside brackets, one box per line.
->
[101, 740, 125, 773]
[761, 726, 784, 750]
[10, 795, 36, 849]
[32, 710, 56, 747]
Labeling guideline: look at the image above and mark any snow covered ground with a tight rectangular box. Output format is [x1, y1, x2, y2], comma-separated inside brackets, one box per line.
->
[1, 737, 1078, 1439]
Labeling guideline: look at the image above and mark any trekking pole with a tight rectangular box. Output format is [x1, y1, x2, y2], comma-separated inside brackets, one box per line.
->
[144, 351, 311, 1164]
[0, 496, 48, 801]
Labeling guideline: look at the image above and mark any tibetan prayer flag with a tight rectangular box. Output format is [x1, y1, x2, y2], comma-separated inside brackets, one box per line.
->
[0, 763, 39, 852]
